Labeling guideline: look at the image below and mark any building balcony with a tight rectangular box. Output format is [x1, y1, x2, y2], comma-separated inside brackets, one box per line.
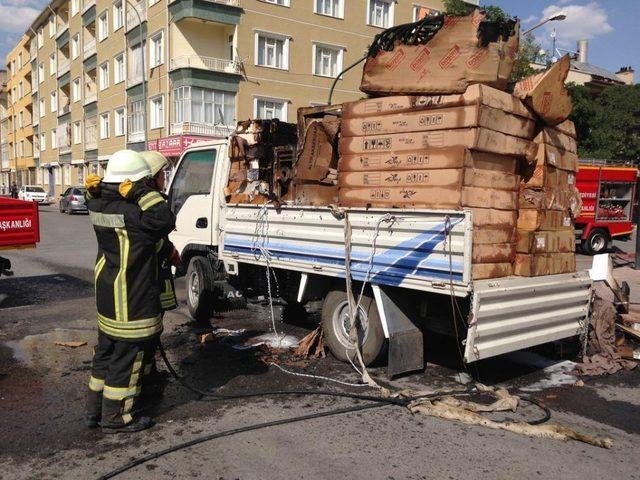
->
[33, 115, 39, 127]
[127, 72, 144, 88]
[170, 55, 241, 75]
[84, 91, 97, 105]
[85, 124, 97, 150]
[169, 0, 242, 24]
[58, 58, 71, 77]
[56, 22, 69, 39]
[126, 2, 147, 32]
[83, 38, 96, 59]
[128, 131, 145, 143]
[59, 104, 71, 117]
[59, 144, 72, 155]
[170, 0, 240, 6]
[170, 122, 235, 137]
[30, 43, 37, 61]
[83, 0, 96, 13]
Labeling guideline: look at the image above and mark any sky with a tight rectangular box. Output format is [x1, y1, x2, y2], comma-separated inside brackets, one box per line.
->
[0, 0, 638, 79]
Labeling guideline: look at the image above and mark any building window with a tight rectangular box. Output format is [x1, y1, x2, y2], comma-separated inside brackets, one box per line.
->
[71, 0, 80, 16]
[99, 62, 109, 90]
[150, 95, 164, 129]
[173, 86, 235, 126]
[51, 91, 57, 113]
[367, 0, 393, 28]
[54, 166, 61, 185]
[98, 11, 108, 42]
[128, 100, 144, 136]
[50, 53, 56, 76]
[149, 32, 164, 68]
[255, 97, 287, 121]
[51, 130, 57, 149]
[18, 53, 23, 70]
[64, 165, 71, 186]
[40, 98, 46, 118]
[413, 5, 439, 21]
[73, 121, 82, 144]
[77, 165, 85, 185]
[114, 53, 125, 84]
[128, 43, 144, 83]
[72, 34, 80, 59]
[263, 0, 289, 5]
[18, 82, 23, 99]
[113, 1, 124, 30]
[49, 15, 56, 38]
[114, 108, 126, 136]
[38, 63, 44, 83]
[18, 112, 23, 128]
[149, 0, 160, 5]
[72, 78, 81, 102]
[40, 133, 46, 151]
[255, 33, 289, 69]
[313, 43, 344, 78]
[315, 0, 343, 18]
[100, 112, 110, 139]
[37, 28, 44, 48]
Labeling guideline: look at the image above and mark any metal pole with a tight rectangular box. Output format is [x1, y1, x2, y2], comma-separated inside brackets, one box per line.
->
[635, 174, 640, 269]
[125, 0, 146, 147]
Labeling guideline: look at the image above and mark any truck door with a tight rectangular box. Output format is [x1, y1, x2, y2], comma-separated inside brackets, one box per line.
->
[168, 147, 218, 255]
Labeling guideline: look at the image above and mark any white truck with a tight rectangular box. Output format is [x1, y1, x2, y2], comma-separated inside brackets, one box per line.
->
[168, 139, 593, 376]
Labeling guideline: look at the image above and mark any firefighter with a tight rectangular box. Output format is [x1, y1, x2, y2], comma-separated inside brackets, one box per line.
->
[85, 149, 175, 434]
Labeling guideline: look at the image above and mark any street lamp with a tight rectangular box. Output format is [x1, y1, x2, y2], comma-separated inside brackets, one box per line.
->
[522, 11, 567, 35]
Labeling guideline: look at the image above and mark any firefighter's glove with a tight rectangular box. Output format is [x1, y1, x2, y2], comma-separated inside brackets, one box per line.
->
[85, 174, 102, 192]
[170, 248, 182, 268]
[118, 179, 134, 199]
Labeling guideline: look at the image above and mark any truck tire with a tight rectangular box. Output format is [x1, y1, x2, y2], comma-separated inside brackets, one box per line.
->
[321, 289, 386, 366]
[582, 229, 609, 255]
[186, 256, 216, 322]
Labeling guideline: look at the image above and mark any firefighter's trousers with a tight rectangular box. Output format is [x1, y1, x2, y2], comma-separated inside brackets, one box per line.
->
[86, 331, 158, 426]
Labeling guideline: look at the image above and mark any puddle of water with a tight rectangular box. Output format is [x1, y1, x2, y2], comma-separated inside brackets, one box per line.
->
[4, 328, 94, 370]
[518, 360, 578, 392]
[232, 333, 300, 351]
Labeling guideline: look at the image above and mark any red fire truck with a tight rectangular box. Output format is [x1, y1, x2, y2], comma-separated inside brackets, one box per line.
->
[0, 197, 40, 275]
[575, 163, 638, 255]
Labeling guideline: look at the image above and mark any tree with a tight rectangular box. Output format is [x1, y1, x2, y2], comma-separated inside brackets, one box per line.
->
[568, 83, 640, 161]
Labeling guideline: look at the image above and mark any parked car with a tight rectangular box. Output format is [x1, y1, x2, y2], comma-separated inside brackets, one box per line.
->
[59, 186, 88, 214]
[17, 185, 49, 204]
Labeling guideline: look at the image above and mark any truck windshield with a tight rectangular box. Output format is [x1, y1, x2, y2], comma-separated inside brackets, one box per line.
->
[26, 187, 45, 193]
[169, 149, 217, 215]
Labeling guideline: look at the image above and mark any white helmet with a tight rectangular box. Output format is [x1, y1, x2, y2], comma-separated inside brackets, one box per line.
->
[103, 149, 151, 183]
[140, 151, 169, 176]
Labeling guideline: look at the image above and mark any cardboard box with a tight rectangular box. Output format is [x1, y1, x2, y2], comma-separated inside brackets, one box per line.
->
[553, 119, 577, 139]
[522, 163, 576, 190]
[516, 230, 575, 254]
[339, 147, 518, 173]
[290, 183, 339, 206]
[472, 243, 516, 263]
[360, 12, 519, 95]
[295, 118, 339, 183]
[470, 208, 517, 228]
[339, 128, 536, 160]
[514, 55, 572, 126]
[514, 253, 576, 276]
[517, 209, 573, 231]
[535, 128, 577, 154]
[472, 262, 513, 280]
[529, 142, 579, 173]
[338, 185, 517, 210]
[338, 168, 519, 191]
[343, 84, 534, 120]
[473, 227, 517, 244]
[519, 187, 582, 215]
[341, 104, 536, 139]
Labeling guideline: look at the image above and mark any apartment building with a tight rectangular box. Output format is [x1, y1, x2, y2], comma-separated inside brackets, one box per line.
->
[22, 0, 453, 196]
[4, 36, 36, 190]
[0, 70, 9, 194]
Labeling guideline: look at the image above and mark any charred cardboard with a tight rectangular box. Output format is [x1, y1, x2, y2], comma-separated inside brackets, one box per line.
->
[341, 104, 536, 139]
[527, 142, 579, 173]
[522, 163, 576, 190]
[339, 167, 519, 191]
[535, 128, 577, 154]
[295, 117, 340, 183]
[513, 55, 572, 126]
[290, 183, 339, 206]
[514, 252, 576, 276]
[339, 128, 536, 160]
[517, 209, 573, 231]
[343, 84, 533, 120]
[339, 147, 518, 173]
[472, 262, 513, 280]
[519, 187, 582, 215]
[338, 185, 517, 210]
[360, 12, 519, 95]
[472, 243, 516, 264]
[516, 230, 575, 254]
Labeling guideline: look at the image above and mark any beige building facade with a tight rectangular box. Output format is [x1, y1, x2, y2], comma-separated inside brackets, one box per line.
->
[17, 0, 451, 197]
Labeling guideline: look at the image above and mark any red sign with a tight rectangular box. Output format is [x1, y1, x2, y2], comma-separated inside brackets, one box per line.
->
[147, 135, 213, 157]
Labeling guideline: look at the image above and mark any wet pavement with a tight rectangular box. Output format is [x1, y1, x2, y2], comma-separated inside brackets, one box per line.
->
[0, 206, 639, 479]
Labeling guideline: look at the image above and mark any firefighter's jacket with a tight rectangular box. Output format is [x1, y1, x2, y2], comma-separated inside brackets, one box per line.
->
[87, 182, 175, 341]
[156, 236, 178, 311]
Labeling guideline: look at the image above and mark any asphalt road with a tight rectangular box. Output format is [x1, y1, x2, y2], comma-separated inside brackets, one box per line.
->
[0, 205, 638, 480]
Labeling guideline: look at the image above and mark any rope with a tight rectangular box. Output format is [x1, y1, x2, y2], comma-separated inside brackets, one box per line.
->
[268, 362, 367, 388]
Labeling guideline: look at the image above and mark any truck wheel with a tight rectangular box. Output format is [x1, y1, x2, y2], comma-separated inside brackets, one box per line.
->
[186, 256, 215, 322]
[582, 229, 609, 255]
[321, 289, 386, 366]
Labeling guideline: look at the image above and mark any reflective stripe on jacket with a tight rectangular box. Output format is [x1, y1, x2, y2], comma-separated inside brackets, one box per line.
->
[88, 183, 175, 341]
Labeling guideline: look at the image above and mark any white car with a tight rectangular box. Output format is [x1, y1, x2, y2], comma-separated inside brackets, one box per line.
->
[18, 185, 49, 204]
